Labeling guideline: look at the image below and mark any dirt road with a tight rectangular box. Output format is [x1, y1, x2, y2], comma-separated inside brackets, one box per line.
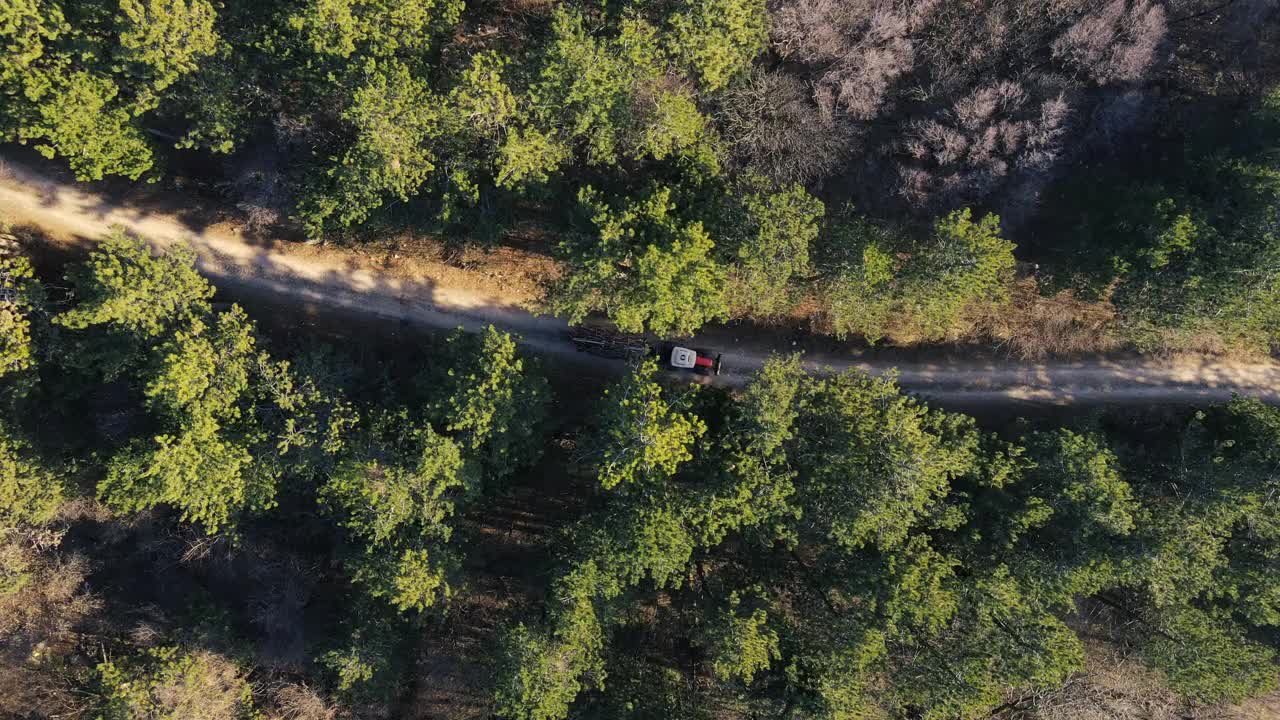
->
[3, 157, 1278, 408]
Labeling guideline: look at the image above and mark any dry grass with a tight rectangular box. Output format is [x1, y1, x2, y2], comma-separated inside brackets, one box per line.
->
[1223, 691, 1280, 720]
[144, 650, 255, 720]
[0, 529, 100, 720]
[1024, 640, 1185, 720]
[325, 225, 561, 310]
[263, 682, 340, 720]
[0, 535, 97, 660]
[969, 278, 1120, 358]
[1019, 624, 1280, 720]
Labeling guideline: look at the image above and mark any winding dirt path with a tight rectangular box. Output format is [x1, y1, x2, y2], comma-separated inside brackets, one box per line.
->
[3, 157, 1278, 407]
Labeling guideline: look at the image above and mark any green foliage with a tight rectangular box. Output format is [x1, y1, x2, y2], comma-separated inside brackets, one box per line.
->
[297, 60, 442, 237]
[495, 622, 597, 720]
[14, 71, 154, 181]
[495, 557, 627, 720]
[525, 7, 712, 169]
[791, 370, 979, 551]
[320, 600, 410, 694]
[170, 56, 251, 154]
[887, 567, 1085, 719]
[101, 412, 252, 531]
[633, 89, 708, 162]
[1049, 86, 1280, 348]
[902, 209, 1016, 339]
[98, 307, 276, 534]
[555, 186, 727, 335]
[48, 235, 375, 536]
[434, 326, 550, 482]
[497, 126, 572, 189]
[819, 208, 1015, 341]
[0, 0, 65, 87]
[0, 253, 43, 378]
[1024, 430, 1136, 539]
[94, 646, 255, 720]
[288, 0, 463, 59]
[144, 310, 256, 421]
[0, 423, 62, 526]
[321, 420, 470, 611]
[115, 0, 220, 112]
[728, 182, 822, 316]
[573, 654, 710, 720]
[665, 0, 768, 91]
[585, 359, 705, 489]
[450, 51, 517, 133]
[10, 232, 1280, 719]
[691, 355, 803, 543]
[818, 215, 900, 342]
[1145, 606, 1277, 703]
[55, 231, 212, 341]
[703, 593, 779, 684]
[529, 8, 645, 164]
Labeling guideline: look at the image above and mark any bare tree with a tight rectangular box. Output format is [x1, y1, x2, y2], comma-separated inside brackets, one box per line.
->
[771, 0, 935, 121]
[913, 0, 1090, 94]
[715, 68, 854, 185]
[899, 78, 1071, 211]
[1053, 0, 1168, 85]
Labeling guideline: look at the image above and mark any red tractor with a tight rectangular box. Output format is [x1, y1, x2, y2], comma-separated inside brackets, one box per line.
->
[568, 329, 723, 376]
[655, 342, 723, 376]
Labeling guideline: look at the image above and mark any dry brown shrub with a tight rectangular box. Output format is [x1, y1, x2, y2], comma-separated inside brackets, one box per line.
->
[1027, 640, 1185, 720]
[246, 549, 316, 670]
[0, 537, 97, 659]
[264, 682, 340, 720]
[147, 650, 254, 720]
[968, 278, 1119, 358]
[1025, 639, 1280, 720]
[1220, 691, 1280, 720]
[0, 531, 100, 720]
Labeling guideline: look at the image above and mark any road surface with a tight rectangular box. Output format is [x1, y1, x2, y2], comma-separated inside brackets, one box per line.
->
[3, 157, 1278, 408]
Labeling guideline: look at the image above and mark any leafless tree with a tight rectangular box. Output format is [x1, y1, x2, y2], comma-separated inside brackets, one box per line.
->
[1165, 0, 1280, 95]
[1083, 89, 1155, 152]
[899, 78, 1071, 212]
[913, 0, 1090, 94]
[248, 551, 316, 670]
[771, 0, 935, 121]
[715, 68, 854, 185]
[1053, 0, 1168, 85]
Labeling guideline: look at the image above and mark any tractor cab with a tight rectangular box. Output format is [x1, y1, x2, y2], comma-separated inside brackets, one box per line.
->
[670, 346, 698, 369]
[665, 345, 722, 375]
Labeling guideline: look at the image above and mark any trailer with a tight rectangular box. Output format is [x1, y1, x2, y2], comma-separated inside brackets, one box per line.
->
[567, 327, 650, 360]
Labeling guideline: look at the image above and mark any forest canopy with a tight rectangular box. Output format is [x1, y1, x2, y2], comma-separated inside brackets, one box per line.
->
[2, 0, 1277, 349]
[2, 0, 1280, 715]
[0, 234, 1277, 718]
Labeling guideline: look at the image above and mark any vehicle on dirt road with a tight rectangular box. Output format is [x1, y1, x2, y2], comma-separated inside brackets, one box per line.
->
[655, 341, 723, 375]
[569, 328, 723, 375]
